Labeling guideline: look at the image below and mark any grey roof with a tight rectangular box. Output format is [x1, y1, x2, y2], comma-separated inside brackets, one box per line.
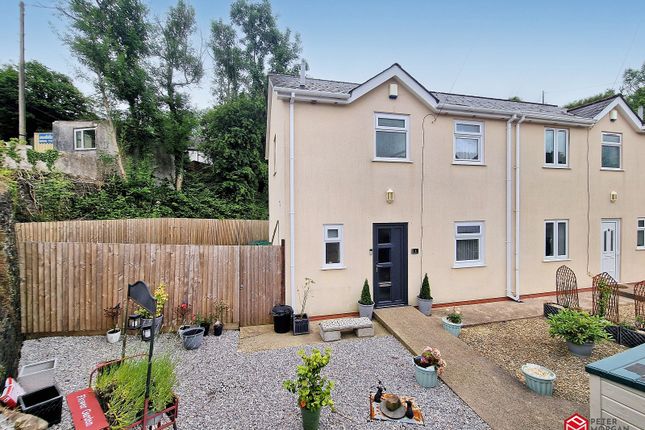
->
[567, 96, 618, 119]
[269, 73, 584, 120]
[269, 74, 358, 95]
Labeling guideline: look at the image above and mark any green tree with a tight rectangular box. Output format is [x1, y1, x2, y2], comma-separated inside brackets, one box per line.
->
[154, 0, 203, 190]
[0, 61, 94, 140]
[565, 89, 616, 109]
[209, 0, 302, 101]
[622, 63, 645, 112]
[420, 273, 432, 300]
[200, 95, 267, 214]
[359, 280, 373, 305]
[61, 0, 157, 161]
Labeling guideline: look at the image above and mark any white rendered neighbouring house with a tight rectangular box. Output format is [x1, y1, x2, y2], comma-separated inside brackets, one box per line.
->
[266, 63, 645, 317]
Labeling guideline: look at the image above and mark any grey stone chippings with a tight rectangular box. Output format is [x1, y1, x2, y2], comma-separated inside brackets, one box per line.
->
[20, 332, 489, 430]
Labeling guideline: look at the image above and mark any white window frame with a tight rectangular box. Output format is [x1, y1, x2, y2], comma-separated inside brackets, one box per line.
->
[74, 127, 97, 151]
[544, 128, 569, 167]
[601, 132, 622, 170]
[322, 224, 344, 269]
[637, 218, 645, 249]
[453, 120, 484, 165]
[454, 221, 485, 268]
[544, 220, 569, 260]
[374, 113, 410, 162]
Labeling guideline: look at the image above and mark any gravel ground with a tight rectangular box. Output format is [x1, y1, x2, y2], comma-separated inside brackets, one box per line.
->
[460, 314, 627, 405]
[20, 333, 489, 430]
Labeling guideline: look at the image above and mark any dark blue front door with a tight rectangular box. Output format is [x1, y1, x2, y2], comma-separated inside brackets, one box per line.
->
[373, 223, 408, 307]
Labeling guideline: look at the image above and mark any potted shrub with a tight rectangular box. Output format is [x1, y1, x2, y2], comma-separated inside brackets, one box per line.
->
[95, 356, 176, 427]
[293, 278, 314, 335]
[176, 302, 193, 337]
[413, 346, 445, 388]
[104, 303, 122, 344]
[195, 314, 212, 336]
[139, 284, 169, 339]
[442, 308, 463, 336]
[212, 299, 230, 336]
[547, 309, 611, 357]
[358, 279, 374, 320]
[283, 348, 334, 430]
[520, 363, 556, 396]
[417, 273, 433, 316]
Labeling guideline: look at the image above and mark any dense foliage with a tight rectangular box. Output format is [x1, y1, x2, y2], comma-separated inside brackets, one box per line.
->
[283, 348, 334, 412]
[547, 309, 611, 345]
[0, 61, 94, 140]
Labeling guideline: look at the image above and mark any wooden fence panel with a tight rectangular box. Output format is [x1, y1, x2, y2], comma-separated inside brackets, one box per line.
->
[19, 242, 282, 334]
[15, 218, 268, 246]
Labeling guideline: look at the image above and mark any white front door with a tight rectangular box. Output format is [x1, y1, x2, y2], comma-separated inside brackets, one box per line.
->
[601, 220, 620, 280]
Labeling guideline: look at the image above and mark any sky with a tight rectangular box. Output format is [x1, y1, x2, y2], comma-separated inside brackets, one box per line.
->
[0, 0, 644, 109]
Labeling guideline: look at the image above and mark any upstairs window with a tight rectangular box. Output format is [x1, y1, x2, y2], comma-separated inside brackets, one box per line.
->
[74, 128, 96, 150]
[454, 222, 485, 267]
[454, 121, 484, 164]
[323, 224, 344, 268]
[374, 113, 409, 161]
[601, 133, 622, 169]
[545, 128, 568, 167]
[638, 219, 645, 249]
[545, 220, 568, 260]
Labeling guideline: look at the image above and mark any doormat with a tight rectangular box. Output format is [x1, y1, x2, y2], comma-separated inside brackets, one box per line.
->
[369, 392, 424, 425]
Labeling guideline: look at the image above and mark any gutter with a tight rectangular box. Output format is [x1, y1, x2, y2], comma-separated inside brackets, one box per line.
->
[289, 93, 296, 308]
[506, 114, 517, 301]
[511, 115, 527, 302]
[275, 87, 351, 100]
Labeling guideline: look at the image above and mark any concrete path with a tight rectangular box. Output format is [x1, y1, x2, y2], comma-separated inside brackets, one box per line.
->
[375, 306, 588, 430]
[432, 291, 634, 326]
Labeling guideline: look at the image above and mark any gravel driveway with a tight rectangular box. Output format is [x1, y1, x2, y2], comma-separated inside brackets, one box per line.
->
[20, 332, 489, 430]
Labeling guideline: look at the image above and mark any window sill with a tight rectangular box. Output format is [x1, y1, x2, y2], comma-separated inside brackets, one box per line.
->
[452, 161, 486, 166]
[321, 266, 346, 271]
[543, 165, 570, 170]
[75, 148, 97, 151]
[372, 158, 412, 163]
[452, 262, 485, 269]
[636, 247, 645, 251]
[543, 258, 570, 262]
[600, 168, 624, 172]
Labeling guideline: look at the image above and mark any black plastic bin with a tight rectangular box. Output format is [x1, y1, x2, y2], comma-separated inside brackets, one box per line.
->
[272, 304, 293, 333]
[18, 385, 63, 425]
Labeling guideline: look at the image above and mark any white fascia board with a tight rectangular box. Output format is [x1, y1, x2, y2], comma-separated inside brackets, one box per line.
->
[274, 86, 350, 100]
[347, 64, 439, 110]
[593, 98, 645, 132]
[440, 103, 595, 126]
[265, 80, 274, 160]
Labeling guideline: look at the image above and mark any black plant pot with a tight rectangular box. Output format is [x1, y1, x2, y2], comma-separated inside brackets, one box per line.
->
[293, 314, 309, 335]
[18, 385, 63, 425]
[620, 327, 645, 348]
[605, 325, 621, 344]
[213, 322, 224, 336]
[200, 323, 211, 336]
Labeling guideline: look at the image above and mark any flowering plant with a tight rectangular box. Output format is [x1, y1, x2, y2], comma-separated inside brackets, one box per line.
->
[414, 346, 446, 375]
[176, 302, 192, 325]
[446, 307, 462, 324]
[137, 283, 169, 318]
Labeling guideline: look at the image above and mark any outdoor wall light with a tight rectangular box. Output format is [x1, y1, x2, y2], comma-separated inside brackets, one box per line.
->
[610, 191, 618, 203]
[386, 189, 394, 204]
[610, 109, 618, 122]
[127, 314, 141, 330]
[389, 83, 398, 99]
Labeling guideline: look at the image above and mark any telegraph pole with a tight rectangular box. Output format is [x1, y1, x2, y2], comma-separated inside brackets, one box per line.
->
[18, 1, 26, 141]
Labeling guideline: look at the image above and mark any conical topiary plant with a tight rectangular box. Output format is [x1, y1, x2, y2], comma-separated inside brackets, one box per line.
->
[419, 274, 432, 300]
[359, 279, 373, 305]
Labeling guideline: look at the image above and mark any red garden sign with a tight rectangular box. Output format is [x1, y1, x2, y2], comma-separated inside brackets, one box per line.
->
[67, 387, 109, 430]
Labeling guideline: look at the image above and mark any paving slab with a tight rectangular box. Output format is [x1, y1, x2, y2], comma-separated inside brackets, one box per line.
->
[375, 306, 588, 430]
[238, 318, 388, 353]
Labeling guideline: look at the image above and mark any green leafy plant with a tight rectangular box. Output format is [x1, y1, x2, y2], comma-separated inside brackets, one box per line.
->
[26, 149, 59, 169]
[95, 356, 176, 428]
[636, 315, 645, 330]
[419, 273, 432, 300]
[446, 308, 462, 324]
[283, 348, 334, 412]
[596, 279, 612, 319]
[358, 279, 373, 306]
[137, 284, 169, 319]
[548, 309, 611, 345]
[212, 299, 230, 324]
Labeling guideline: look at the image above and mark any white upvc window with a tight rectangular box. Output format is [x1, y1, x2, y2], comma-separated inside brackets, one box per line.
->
[323, 224, 344, 269]
[453, 120, 484, 164]
[545, 220, 568, 260]
[74, 128, 96, 150]
[637, 219, 645, 249]
[454, 221, 485, 267]
[374, 113, 409, 161]
[544, 128, 568, 167]
[601, 132, 622, 169]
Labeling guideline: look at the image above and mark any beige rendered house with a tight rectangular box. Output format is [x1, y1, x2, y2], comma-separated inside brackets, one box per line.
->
[266, 63, 645, 317]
